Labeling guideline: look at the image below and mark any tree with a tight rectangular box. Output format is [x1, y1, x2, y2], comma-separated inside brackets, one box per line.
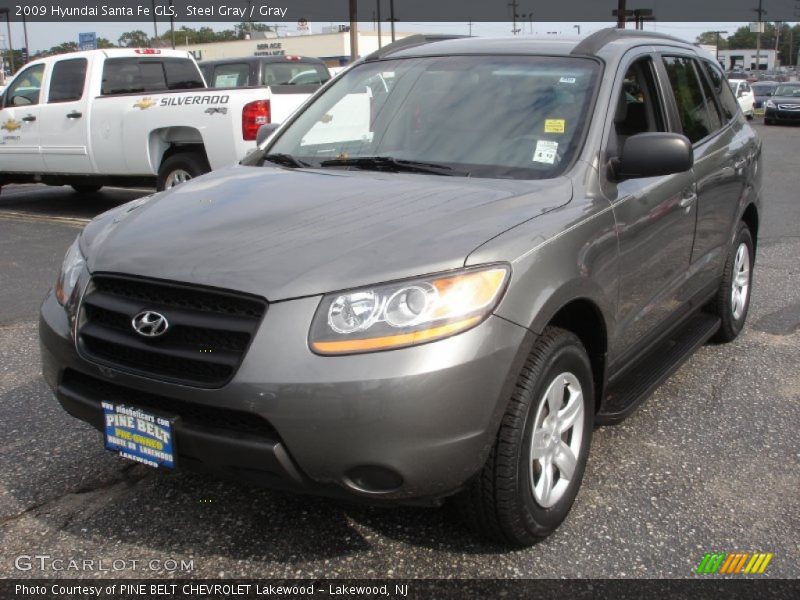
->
[234, 22, 275, 39]
[118, 30, 150, 48]
[96, 37, 117, 49]
[696, 31, 729, 50]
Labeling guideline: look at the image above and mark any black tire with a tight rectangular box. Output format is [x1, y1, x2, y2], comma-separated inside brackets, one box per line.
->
[157, 151, 210, 191]
[71, 184, 103, 194]
[764, 118, 773, 125]
[456, 327, 594, 546]
[711, 223, 754, 343]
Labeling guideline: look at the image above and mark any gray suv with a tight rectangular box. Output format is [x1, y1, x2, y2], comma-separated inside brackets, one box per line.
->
[40, 30, 762, 546]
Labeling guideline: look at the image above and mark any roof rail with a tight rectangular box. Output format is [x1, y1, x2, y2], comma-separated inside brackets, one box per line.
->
[363, 34, 469, 61]
[571, 27, 687, 56]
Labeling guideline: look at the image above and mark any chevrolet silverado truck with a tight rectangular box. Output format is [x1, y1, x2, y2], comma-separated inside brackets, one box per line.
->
[0, 48, 316, 193]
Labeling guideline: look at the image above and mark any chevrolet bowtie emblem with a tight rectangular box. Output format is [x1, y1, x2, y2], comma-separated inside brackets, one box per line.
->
[133, 97, 156, 110]
[1, 119, 21, 132]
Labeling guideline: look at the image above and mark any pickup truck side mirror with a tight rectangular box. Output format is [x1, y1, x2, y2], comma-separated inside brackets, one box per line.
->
[612, 132, 693, 180]
[256, 123, 280, 146]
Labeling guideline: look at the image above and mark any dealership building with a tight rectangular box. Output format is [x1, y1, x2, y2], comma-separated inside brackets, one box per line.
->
[716, 49, 778, 71]
[182, 28, 413, 67]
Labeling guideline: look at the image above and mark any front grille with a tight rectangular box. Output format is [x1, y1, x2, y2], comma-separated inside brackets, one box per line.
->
[777, 104, 800, 111]
[77, 274, 267, 388]
[62, 369, 277, 437]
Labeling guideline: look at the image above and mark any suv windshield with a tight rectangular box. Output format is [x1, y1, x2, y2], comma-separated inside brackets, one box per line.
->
[264, 55, 600, 179]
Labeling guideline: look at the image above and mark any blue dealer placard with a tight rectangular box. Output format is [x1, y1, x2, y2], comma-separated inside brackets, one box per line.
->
[103, 402, 176, 469]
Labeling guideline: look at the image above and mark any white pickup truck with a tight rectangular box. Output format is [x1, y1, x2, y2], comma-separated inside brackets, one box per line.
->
[0, 48, 317, 193]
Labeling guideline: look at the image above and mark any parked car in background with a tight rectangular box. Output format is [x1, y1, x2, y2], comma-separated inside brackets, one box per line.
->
[728, 79, 755, 118]
[0, 48, 319, 194]
[764, 82, 800, 125]
[200, 55, 331, 89]
[751, 81, 779, 109]
[40, 31, 762, 546]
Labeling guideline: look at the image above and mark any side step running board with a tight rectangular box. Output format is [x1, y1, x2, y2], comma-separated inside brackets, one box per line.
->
[596, 311, 721, 425]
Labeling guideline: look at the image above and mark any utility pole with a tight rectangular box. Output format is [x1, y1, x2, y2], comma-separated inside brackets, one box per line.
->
[349, 0, 358, 61]
[0, 8, 14, 73]
[468, 20, 473, 36]
[754, 0, 765, 72]
[376, 0, 382, 49]
[169, 0, 176, 49]
[774, 21, 782, 66]
[709, 30, 728, 64]
[617, 0, 627, 28]
[149, 0, 159, 44]
[389, 0, 396, 42]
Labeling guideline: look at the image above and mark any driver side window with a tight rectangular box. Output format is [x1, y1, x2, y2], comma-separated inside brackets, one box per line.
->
[612, 57, 667, 154]
[4, 64, 46, 107]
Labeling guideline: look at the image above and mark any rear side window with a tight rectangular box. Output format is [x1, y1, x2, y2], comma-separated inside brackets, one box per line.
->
[662, 56, 721, 143]
[48, 58, 88, 103]
[263, 63, 330, 85]
[701, 60, 738, 122]
[101, 58, 204, 95]
[210, 63, 250, 87]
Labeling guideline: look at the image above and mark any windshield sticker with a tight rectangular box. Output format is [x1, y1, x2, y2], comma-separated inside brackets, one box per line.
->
[544, 119, 566, 134]
[560, 76, 577, 84]
[533, 140, 559, 164]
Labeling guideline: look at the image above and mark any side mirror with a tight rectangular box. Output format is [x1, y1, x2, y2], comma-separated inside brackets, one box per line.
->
[256, 123, 280, 146]
[12, 94, 33, 107]
[612, 132, 693, 180]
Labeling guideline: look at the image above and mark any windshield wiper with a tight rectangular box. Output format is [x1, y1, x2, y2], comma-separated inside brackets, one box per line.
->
[263, 153, 311, 168]
[319, 156, 467, 177]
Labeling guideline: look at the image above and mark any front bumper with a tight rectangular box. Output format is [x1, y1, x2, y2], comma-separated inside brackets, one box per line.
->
[40, 289, 533, 504]
[764, 107, 800, 122]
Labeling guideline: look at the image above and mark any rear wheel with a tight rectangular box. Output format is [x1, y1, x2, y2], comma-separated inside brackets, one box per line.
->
[157, 151, 210, 191]
[71, 184, 102, 194]
[456, 327, 594, 546]
[711, 223, 754, 343]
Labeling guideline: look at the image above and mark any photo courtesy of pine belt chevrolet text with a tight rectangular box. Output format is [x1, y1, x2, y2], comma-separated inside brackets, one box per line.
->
[38, 29, 762, 547]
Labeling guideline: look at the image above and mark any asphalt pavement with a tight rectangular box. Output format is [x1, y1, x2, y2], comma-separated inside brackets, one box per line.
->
[0, 123, 798, 579]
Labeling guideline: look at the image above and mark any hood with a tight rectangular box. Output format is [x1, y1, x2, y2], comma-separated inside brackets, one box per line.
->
[83, 165, 572, 300]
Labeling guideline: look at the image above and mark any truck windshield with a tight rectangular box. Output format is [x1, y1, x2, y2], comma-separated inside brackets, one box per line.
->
[265, 55, 600, 179]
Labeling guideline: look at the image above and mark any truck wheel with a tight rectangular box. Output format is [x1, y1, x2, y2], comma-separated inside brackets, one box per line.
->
[71, 184, 103, 194]
[711, 222, 754, 343]
[456, 327, 594, 546]
[157, 152, 210, 191]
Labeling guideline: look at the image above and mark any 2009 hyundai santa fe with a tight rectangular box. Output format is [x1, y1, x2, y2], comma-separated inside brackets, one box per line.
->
[40, 29, 762, 546]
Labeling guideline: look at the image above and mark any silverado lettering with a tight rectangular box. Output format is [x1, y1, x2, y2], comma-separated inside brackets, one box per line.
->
[159, 95, 230, 107]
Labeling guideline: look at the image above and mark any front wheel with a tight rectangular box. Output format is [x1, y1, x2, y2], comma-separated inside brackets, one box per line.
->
[711, 223, 754, 343]
[157, 152, 210, 191]
[456, 327, 594, 546]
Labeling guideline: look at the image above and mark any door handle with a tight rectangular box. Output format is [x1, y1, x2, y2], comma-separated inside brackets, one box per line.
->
[679, 192, 697, 209]
[21, 115, 36, 122]
[66, 111, 83, 119]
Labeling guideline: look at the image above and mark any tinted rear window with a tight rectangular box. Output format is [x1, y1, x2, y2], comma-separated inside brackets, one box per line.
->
[101, 58, 204, 95]
[209, 63, 251, 87]
[48, 58, 87, 103]
[263, 63, 329, 85]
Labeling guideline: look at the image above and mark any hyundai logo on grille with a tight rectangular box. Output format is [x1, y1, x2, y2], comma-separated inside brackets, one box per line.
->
[132, 311, 169, 337]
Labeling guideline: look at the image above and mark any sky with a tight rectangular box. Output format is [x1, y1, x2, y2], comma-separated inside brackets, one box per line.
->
[0, 20, 784, 53]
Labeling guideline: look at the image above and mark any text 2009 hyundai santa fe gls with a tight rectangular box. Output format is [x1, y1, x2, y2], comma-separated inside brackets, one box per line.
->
[40, 30, 762, 546]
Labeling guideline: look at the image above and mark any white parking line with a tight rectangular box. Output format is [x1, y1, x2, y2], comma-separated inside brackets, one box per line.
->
[0, 210, 89, 228]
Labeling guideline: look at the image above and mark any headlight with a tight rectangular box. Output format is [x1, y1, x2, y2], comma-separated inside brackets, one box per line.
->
[309, 265, 510, 355]
[55, 237, 86, 306]
[765, 99, 776, 108]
